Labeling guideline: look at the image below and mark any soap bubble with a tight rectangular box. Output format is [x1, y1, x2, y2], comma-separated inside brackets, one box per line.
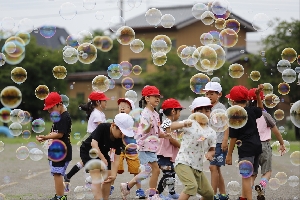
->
[274, 109, 284, 121]
[120, 61, 132, 76]
[130, 39, 144, 53]
[109, 16, 125, 33]
[32, 118, 45, 133]
[290, 151, 300, 166]
[121, 77, 134, 90]
[190, 73, 210, 94]
[107, 64, 123, 79]
[225, 19, 240, 33]
[59, 2, 77, 20]
[0, 107, 11, 123]
[282, 69, 296, 83]
[10, 109, 25, 123]
[226, 105, 248, 129]
[0, 141, 4, 152]
[153, 52, 167, 66]
[83, 0, 96, 10]
[238, 160, 253, 178]
[252, 13, 271, 32]
[219, 28, 238, 48]
[200, 11, 215, 25]
[125, 90, 138, 103]
[116, 26, 135, 45]
[61, 94, 69, 107]
[52, 66, 67, 80]
[229, 63, 244, 78]
[275, 172, 288, 185]
[262, 83, 273, 95]
[215, 18, 226, 30]
[77, 30, 93, 44]
[35, 85, 49, 100]
[269, 178, 280, 190]
[277, 59, 291, 73]
[85, 159, 108, 183]
[263, 94, 280, 108]
[288, 176, 299, 187]
[125, 143, 139, 159]
[290, 100, 300, 128]
[89, 148, 98, 159]
[145, 8, 162, 26]
[92, 75, 110, 93]
[16, 146, 29, 160]
[48, 140, 67, 162]
[192, 3, 208, 19]
[210, 109, 228, 128]
[200, 33, 213, 45]
[161, 14, 175, 28]
[152, 35, 172, 54]
[278, 82, 290, 95]
[63, 47, 79, 64]
[77, 43, 97, 64]
[227, 181, 240, 196]
[281, 48, 297, 63]
[250, 71, 261, 81]
[29, 148, 44, 161]
[9, 122, 22, 136]
[132, 65, 142, 75]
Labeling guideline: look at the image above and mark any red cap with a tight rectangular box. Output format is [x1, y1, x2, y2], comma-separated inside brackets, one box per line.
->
[43, 92, 62, 110]
[141, 85, 161, 97]
[248, 88, 264, 100]
[161, 98, 184, 110]
[225, 85, 249, 101]
[88, 91, 109, 101]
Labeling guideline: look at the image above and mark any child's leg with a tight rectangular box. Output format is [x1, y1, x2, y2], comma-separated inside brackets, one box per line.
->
[112, 152, 125, 186]
[53, 173, 64, 196]
[65, 160, 84, 180]
[89, 169, 103, 199]
[209, 165, 219, 194]
[101, 170, 112, 200]
[135, 175, 142, 189]
[148, 161, 160, 189]
[217, 167, 226, 194]
[241, 177, 252, 199]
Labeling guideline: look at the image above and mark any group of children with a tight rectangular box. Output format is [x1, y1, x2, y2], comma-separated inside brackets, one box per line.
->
[36, 82, 286, 200]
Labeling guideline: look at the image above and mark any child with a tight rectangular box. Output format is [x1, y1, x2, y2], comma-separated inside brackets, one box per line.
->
[156, 98, 183, 200]
[120, 85, 162, 199]
[79, 113, 135, 200]
[248, 88, 286, 200]
[110, 98, 146, 199]
[225, 85, 263, 200]
[174, 96, 216, 200]
[64, 91, 109, 189]
[36, 92, 72, 200]
[203, 82, 229, 200]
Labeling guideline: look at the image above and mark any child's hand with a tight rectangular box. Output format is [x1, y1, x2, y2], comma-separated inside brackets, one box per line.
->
[279, 144, 286, 156]
[184, 120, 192, 127]
[205, 151, 214, 161]
[164, 133, 172, 139]
[221, 140, 228, 151]
[36, 135, 45, 143]
[255, 84, 264, 95]
[225, 155, 232, 165]
[104, 175, 116, 183]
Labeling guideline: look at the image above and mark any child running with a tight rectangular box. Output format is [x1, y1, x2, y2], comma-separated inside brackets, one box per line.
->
[203, 82, 229, 200]
[174, 96, 216, 200]
[36, 92, 72, 200]
[156, 98, 183, 200]
[110, 98, 146, 199]
[248, 88, 286, 200]
[64, 91, 109, 189]
[225, 85, 263, 200]
[120, 85, 162, 199]
[79, 113, 135, 200]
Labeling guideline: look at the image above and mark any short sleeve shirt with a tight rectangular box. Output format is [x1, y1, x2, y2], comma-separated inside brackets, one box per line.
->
[87, 109, 106, 133]
[174, 120, 216, 171]
[49, 111, 72, 162]
[212, 102, 227, 143]
[81, 123, 123, 161]
[135, 107, 161, 152]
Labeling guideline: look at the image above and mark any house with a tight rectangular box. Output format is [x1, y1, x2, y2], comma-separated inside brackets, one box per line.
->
[32, 27, 68, 49]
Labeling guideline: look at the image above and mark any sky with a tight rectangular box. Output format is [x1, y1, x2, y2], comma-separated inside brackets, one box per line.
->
[0, 0, 299, 45]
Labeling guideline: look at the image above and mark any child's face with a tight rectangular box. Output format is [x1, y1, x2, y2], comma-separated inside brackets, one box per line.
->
[99, 100, 107, 109]
[111, 123, 123, 139]
[47, 104, 62, 114]
[194, 107, 211, 118]
[173, 109, 181, 121]
[147, 95, 160, 107]
[205, 91, 221, 105]
[118, 102, 131, 114]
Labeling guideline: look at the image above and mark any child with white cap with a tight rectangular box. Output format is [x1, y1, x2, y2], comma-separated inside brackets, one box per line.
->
[203, 82, 229, 200]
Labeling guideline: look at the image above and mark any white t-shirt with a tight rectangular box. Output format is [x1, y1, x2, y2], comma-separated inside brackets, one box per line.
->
[175, 120, 216, 171]
[87, 109, 106, 133]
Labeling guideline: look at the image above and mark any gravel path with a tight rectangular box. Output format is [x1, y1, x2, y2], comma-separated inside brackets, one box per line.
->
[0, 144, 299, 200]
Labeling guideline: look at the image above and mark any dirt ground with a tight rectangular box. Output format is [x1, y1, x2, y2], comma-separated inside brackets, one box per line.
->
[0, 144, 299, 200]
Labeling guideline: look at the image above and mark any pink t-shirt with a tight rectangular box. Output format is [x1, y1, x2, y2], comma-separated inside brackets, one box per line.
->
[157, 119, 179, 162]
[256, 112, 276, 141]
[135, 107, 160, 152]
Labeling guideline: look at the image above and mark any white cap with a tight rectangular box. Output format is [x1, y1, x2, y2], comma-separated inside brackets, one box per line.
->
[114, 113, 134, 137]
[203, 82, 222, 93]
[117, 98, 135, 110]
[189, 97, 212, 111]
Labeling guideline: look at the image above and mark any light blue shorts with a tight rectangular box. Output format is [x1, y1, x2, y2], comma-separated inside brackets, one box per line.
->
[138, 151, 158, 165]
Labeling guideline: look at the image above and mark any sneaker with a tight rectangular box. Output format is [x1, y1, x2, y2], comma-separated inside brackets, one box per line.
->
[168, 193, 180, 199]
[214, 194, 220, 200]
[63, 182, 70, 193]
[110, 185, 115, 195]
[120, 182, 130, 200]
[218, 194, 229, 200]
[135, 188, 146, 199]
[148, 194, 161, 200]
[56, 195, 67, 200]
[255, 184, 265, 200]
[50, 194, 57, 200]
[64, 175, 70, 183]
[158, 194, 171, 200]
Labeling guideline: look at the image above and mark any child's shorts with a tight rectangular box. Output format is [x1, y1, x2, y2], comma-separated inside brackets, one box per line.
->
[210, 143, 227, 167]
[258, 141, 272, 174]
[49, 160, 70, 176]
[138, 151, 158, 165]
[174, 164, 214, 198]
[157, 155, 174, 170]
[239, 155, 259, 176]
[118, 152, 140, 174]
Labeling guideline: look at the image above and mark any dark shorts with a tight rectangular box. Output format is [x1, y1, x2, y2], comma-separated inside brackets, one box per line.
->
[80, 146, 112, 170]
[49, 160, 70, 176]
[239, 155, 259, 176]
[210, 143, 227, 167]
[157, 155, 174, 170]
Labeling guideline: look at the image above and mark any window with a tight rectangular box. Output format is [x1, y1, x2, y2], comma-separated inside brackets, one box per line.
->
[130, 58, 147, 72]
[171, 39, 176, 48]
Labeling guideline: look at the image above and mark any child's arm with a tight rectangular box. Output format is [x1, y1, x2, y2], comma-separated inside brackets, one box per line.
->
[160, 127, 181, 148]
[170, 120, 192, 130]
[225, 137, 237, 165]
[36, 132, 63, 142]
[205, 147, 215, 161]
[221, 128, 229, 151]
[91, 139, 108, 166]
[256, 84, 264, 110]
[271, 126, 286, 155]
[105, 154, 120, 183]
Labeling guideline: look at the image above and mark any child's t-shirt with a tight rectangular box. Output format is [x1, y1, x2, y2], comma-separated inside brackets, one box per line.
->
[87, 109, 106, 133]
[157, 118, 179, 162]
[212, 102, 227, 144]
[81, 123, 123, 162]
[135, 107, 160, 152]
[49, 111, 72, 162]
[174, 120, 216, 171]
[256, 111, 276, 141]
[229, 106, 262, 158]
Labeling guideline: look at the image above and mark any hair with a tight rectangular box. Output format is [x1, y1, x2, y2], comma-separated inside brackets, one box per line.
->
[194, 106, 212, 112]
[234, 100, 248, 104]
[159, 108, 182, 122]
[248, 100, 257, 107]
[139, 96, 147, 108]
[79, 100, 99, 120]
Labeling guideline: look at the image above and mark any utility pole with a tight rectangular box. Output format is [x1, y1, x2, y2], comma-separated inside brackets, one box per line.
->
[120, 0, 124, 22]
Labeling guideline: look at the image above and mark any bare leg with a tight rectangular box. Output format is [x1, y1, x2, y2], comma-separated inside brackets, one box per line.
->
[90, 169, 102, 200]
[134, 174, 142, 189]
[217, 167, 226, 194]
[148, 162, 160, 189]
[209, 165, 219, 195]
[54, 174, 64, 196]
[242, 177, 252, 200]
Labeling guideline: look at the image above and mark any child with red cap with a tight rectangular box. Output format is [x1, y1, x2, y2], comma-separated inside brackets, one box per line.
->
[156, 98, 185, 199]
[36, 92, 72, 200]
[64, 91, 109, 190]
[120, 85, 162, 199]
[225, 85, 264, 200]
[248, 88, 286, 200]
[110, 98, 146, 199]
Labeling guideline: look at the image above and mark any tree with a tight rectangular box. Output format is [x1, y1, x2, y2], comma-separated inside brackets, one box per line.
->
[248, 19, 300, 140]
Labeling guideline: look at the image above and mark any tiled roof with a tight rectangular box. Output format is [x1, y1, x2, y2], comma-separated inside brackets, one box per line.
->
[32, 27, 69, 49]
[125, 5, 256, 32]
